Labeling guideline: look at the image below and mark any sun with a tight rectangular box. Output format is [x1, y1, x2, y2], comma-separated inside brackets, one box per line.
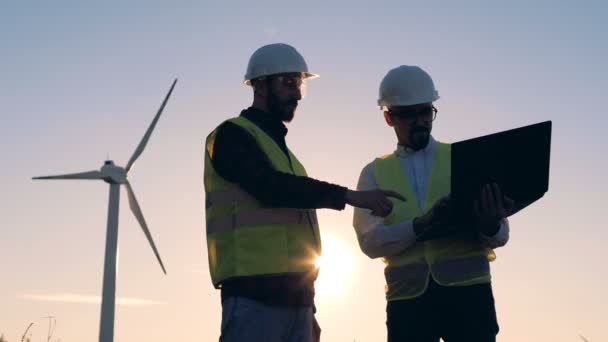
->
[314, 234, 354, 298]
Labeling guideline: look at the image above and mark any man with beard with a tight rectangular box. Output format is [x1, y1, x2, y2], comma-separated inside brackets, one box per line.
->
[204, 43, 404, 342]
[353, 65, 512, 342]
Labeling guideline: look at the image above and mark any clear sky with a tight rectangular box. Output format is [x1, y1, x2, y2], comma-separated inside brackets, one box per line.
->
[1, 1, 607, 341]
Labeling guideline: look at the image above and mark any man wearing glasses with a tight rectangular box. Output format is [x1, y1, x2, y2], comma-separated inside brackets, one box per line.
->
[353, 65, 512, 342]
[204, 43, 404, 342]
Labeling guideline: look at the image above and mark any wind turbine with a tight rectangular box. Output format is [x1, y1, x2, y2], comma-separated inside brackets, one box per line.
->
[33, 78, 177, 342]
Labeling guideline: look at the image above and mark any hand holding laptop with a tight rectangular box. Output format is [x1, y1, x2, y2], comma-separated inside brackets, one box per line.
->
[473, 183, 515, 235]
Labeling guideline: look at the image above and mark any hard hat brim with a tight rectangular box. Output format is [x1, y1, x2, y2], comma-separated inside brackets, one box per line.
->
[244, 72, 319, 86]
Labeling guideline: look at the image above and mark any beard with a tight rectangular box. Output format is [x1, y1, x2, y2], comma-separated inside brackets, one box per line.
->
[267, 91, 298, 122]
[409, 126, 431, 150]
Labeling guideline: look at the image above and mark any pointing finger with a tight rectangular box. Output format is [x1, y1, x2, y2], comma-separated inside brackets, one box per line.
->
[383, 190, 406, 202]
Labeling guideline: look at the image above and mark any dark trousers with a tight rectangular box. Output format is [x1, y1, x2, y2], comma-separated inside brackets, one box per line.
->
[387, 279, 499, 342]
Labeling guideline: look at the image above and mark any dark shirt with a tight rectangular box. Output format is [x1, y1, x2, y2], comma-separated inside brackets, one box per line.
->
[211, 107, 348, 209]
[209, 107, 348, 306]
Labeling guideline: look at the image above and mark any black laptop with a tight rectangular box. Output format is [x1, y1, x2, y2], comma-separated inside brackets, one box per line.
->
[449, 120, 552, 228]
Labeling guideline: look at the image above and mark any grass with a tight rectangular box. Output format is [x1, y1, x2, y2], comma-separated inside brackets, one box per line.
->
[0, 318, 60, 342]
[0, 330, 592, 341]
[0, 333, 31, 342]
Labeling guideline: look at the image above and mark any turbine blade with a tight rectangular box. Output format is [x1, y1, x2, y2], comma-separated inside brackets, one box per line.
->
[32, 170, 104, 180]
[124, 180, 167, 274]
[125, 78, 177, 173]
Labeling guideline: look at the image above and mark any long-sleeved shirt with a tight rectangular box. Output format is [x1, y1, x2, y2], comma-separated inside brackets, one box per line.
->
[209, 107, 348, 306]
[211, 107, 348, 209]
[353, 136, 510, 259]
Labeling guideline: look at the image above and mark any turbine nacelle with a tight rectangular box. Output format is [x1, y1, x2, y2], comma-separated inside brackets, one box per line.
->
[101, 161, 127, 184]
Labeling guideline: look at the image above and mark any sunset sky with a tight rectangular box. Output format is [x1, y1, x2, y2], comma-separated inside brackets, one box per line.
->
[2, 1, 607, 341]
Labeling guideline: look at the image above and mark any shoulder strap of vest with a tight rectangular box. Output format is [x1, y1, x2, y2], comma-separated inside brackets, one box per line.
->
[230, 117, 292, 162]
[435, 142, 451, 156]
[373, 153, 416, 203]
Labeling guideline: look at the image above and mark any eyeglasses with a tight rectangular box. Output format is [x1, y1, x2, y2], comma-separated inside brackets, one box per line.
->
[269, 74, 305, 90]
[388, 106, 438, 122]
[258, 74, 306, 89]
[255, 74, 305, 89]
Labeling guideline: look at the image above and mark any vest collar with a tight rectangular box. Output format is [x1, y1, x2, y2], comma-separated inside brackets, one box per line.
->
[241, 107, 288, 138]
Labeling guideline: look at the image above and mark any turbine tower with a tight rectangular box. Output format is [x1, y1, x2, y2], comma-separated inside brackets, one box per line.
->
[33, 79, 177, 342]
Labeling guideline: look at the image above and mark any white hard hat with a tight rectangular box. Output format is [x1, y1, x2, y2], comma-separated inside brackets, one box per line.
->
[244, 43, 319, 86]
[378, 65, 439, 108]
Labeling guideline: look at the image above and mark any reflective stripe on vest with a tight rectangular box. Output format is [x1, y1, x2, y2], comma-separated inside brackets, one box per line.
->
[384, 263, 428, 285]
[207, 207, 319, 234]
[205, 188, 254, 208]
[431, 255, 490, 281]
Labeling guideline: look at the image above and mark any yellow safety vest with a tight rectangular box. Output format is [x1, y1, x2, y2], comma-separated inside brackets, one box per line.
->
[204, 117, 321, 288]
[374, 143, 495, 301]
